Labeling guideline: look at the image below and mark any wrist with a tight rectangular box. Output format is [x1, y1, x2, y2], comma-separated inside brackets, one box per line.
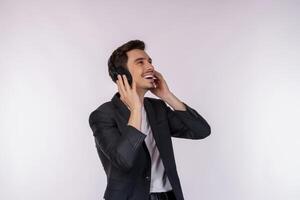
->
[161, 92, 175, 102]
[130, 106, 142, 113]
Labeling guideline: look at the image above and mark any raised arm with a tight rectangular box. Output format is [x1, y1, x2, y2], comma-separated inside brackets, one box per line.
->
[160, 99, 211, 139]
[89, 108, 146, 172]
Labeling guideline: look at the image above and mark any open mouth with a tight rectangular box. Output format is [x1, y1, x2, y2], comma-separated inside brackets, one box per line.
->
[142, 75, 158, 88]
[143, 75, 157, 80]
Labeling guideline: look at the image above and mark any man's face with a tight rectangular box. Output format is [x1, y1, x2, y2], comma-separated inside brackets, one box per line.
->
[126, 49, 156, 90]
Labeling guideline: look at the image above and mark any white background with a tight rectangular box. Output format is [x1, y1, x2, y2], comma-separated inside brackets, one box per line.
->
[1, 0, 299, 200]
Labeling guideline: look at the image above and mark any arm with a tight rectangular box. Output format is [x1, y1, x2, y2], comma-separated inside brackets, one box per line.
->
[127, 107, 142, 131]
[160, 93, 211, 139]
[89, 108, 146, 172]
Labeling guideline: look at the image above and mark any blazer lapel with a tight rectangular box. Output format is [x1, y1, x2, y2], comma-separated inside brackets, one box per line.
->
[111, 92, 131, 121]
[144, 98, 162, 148]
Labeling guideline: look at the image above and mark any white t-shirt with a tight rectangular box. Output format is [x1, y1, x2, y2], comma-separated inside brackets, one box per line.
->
[141, 105, 173, 193]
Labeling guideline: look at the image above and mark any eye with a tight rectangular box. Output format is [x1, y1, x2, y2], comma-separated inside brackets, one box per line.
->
[138, 61, 143, 64]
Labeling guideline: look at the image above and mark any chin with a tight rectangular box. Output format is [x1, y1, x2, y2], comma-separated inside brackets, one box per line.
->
[137, 81, 152, 88]
[145, 83, 155, 89]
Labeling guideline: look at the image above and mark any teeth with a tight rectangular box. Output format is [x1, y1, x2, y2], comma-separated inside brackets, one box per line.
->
[143, 75, 154, 79]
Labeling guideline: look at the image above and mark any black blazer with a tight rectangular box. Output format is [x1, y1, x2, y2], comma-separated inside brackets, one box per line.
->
[88, 92, 211, 200]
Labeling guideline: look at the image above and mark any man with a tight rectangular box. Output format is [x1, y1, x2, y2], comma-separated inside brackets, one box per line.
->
[88, 40, 211, 200]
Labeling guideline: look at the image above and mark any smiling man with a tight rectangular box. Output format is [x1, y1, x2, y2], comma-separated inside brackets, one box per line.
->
[88, 40, 211, 200]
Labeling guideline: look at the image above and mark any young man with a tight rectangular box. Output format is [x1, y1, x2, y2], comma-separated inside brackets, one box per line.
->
[88, 40, 211, 200]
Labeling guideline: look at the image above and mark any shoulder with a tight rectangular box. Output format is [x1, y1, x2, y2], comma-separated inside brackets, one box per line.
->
[88, 101, 114, 125]
[95, 101, 114, 113]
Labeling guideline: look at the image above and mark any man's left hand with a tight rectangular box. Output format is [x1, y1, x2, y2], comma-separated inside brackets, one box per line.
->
[149, 70, 172, 99]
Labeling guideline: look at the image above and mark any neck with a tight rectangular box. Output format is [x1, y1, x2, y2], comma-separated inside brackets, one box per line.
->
[136, 87, 148, 105]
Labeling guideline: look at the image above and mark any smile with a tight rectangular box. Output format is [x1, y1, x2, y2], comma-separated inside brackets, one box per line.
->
[142, 75, 157, 80]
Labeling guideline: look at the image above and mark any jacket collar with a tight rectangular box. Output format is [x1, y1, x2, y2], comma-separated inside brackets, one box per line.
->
[111, 92, 152, 121]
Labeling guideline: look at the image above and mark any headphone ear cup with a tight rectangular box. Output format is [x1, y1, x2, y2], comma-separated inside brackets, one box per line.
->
[111, 66, 133, 86]
[109, 66, 119, 82]
[125, 68, 133, 86]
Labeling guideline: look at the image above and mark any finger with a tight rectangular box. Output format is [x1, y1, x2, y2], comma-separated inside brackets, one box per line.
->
[154, 71, 164, 84]
[116, 79, 123, 97]
[117, 75, 125, 97]
[122, 75, 131, 91]
[154, 70, 162, 79]
[118, 74, 126, 93]
[155, 69, 161, 75]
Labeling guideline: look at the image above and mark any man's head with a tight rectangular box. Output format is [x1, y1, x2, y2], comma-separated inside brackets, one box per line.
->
[108, 40, 156, 92]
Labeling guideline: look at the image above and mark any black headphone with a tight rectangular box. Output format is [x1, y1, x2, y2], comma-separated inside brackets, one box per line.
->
[109, 65, 133, 86]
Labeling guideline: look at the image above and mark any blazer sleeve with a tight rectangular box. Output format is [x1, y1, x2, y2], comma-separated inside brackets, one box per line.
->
[88, 107, 147, 172]
[159, 100, 211, 139]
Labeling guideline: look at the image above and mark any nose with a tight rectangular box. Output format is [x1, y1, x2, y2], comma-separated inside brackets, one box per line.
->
[145, 61, 154, 71]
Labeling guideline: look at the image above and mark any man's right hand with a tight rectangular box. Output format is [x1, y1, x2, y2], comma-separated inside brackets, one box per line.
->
[116, 74, 142, 111]
[116, 74, 143, 131]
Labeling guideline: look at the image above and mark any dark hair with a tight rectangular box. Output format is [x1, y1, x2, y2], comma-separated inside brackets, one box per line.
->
[108, 40, 145, 83]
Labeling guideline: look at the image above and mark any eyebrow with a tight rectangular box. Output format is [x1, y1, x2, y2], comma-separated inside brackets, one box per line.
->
[134, 57, 152, 63]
